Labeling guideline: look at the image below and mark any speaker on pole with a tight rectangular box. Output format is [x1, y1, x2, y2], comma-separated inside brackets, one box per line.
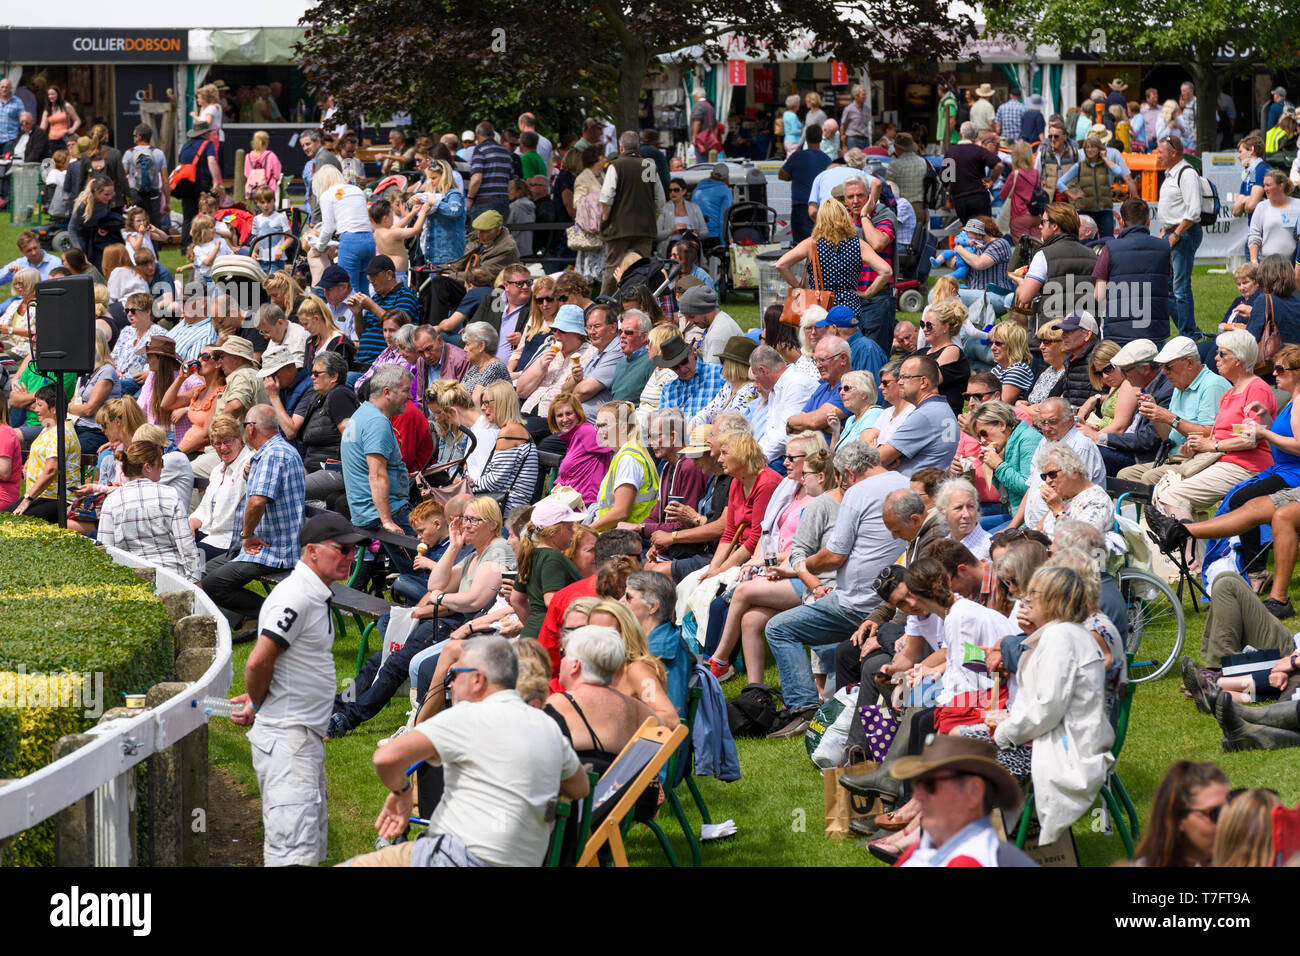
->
[33, 274, 96, 528]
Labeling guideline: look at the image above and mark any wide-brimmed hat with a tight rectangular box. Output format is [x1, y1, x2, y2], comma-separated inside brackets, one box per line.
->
[719, 335, 757, 366]
[652, 335, 692, 369]
[210, 336, 259, 367]
[681, 424, 713, 457]
[259, 343, 299, 378]
[144, 336, 177, 360]
[1026, 94, 1045, 111]
[962, 217, 988, 237]
[551, 304, 587, 336]
[975, 83, 996, 98]
[1109, 77, 1129, 92]
[890, 733, 1021, 811]
[187, 120, 211, 139]
[1087, 123, 1113, 145]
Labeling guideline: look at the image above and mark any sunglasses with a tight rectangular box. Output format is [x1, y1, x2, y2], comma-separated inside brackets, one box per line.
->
[783, 453, 807, 462]
[1097, 363, 1116, 375]
[318, 541, 359, 558]
[913, 772, 969, 793]
[1186, 805, 1223, 824]
[557, 294, 570, 303]
[505, 279, 532, 288]
[126, 307, 147, 315]
[1039, 469, 1061, 481]
[534, 296, 555, 304]
[198, 352, 214, 361]
[965, 391, 995, 402]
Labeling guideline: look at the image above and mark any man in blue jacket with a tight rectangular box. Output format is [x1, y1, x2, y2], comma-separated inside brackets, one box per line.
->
[691, 164, 733, 244]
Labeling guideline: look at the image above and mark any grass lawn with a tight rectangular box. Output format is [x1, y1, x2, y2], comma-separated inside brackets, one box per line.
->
[6, 208, 1295, 865]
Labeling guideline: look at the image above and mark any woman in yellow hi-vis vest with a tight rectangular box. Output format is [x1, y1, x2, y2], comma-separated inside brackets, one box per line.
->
[590, 400, 660, 532]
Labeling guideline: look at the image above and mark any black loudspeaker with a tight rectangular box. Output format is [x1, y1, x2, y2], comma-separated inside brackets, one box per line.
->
[34, 274, 96, 373]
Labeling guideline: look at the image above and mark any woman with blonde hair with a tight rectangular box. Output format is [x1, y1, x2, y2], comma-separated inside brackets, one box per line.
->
[987, 321, 1034, 404]
[419, 158, 466, 268]
[243, 129, 282, 200]
[262, 269, 304, 321]
[776, 198, 892, 334]
[551, 392, 610, 506]
[511, 274, 559, 372]
[309, 164, 374, 293]
[1000, 141, 1042, 242]
[297, 292, 356, 368]
[588, 599, 680, 729]
[0, 267, 39, 357]
[590, 400, 659, 532]
[102, 243, 147, 305]
[637, 324, 683, 413]
[512, 496, 586, 639]
[70, 174, 118, 269]
[1212, 789, 1281, 867]
[699, 430, 782, 581]
[473, 380, 538, 513]
[191, 84, 223, 157]
[1020, 318, 1068, 412]
[97, 439, 203, 582]
[1075, 340, 1138, 435]
[916, 296, 971, 412]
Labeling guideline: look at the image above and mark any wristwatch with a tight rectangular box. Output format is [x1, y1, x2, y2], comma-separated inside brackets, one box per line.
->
[1171, 415, 1182, 430]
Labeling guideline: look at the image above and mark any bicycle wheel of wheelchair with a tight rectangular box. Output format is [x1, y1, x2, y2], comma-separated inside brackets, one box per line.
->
[1118, 566, 1185, 683]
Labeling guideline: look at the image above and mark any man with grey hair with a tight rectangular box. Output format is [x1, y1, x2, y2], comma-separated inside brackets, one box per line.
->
[787, 336, 851, 436]
[598, 129, 665, 295]
[764, 441, 911, 737]
[806, 147, 875, 219]
[612, 308, 655, 402]
[341, 363, 416, 572]
[750, 344, 818, 467]
[842, 83, 871, 151]
[944, 120, 1002, 223]
[201, 404, 306, 635]
[1078, 214, 1100, 245]
[300, 129, 342, 224]
[255, 301, 311, 367]
[344, 634, 589, 867]
[882, 487, 949, 566]
[1014, 395, 1105, 530]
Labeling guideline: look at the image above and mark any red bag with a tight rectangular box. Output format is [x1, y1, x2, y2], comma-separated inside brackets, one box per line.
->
[169, 138, 211, 194]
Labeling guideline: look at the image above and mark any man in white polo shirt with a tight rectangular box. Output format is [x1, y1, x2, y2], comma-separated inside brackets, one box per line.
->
[1156, 135, 1205, 340]
[342, 634, 589, 867]
[231, 512, 364, 867]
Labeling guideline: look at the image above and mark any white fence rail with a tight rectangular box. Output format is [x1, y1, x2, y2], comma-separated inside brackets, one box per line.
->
[0, 547, 232, 852]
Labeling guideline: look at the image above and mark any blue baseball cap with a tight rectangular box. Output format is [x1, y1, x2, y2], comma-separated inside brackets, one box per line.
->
[551, 304, 587, 336]
[815, 305, 858, 329]
[317, 265, 351, 289]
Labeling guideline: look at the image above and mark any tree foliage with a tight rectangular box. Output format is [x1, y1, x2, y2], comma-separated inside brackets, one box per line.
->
[983, 0, 1300, 145]
[298, 0, 979, 134]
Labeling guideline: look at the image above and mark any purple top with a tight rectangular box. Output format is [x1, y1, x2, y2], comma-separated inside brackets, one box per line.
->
[555, 421, 612, 505]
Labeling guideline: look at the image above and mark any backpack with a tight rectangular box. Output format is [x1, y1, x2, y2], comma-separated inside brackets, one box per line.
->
[1177, 166, 1220, 227]
[574, 188, 603, 234]
[922, 160, 946, 210]
[132, 146, 158, 197]
[726, 682, 786, 738]
[169, 138, 211, 196]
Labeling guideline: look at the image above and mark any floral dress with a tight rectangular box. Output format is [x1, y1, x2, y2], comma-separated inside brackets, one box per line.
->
[689, 381, 764, 429]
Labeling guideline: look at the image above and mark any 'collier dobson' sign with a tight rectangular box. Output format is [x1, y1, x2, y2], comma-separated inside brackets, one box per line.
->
[0, 29, 188, 63]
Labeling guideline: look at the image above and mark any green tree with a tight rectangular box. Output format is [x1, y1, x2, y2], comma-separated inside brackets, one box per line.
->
[983, 0, 1300, 148]
[298, 0, 978, 135]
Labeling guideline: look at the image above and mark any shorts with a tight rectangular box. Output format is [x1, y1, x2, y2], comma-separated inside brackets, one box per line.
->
[249, 722, 328, 867]
[1269, 486, 1300, 508]
[341, 831, 489, 867]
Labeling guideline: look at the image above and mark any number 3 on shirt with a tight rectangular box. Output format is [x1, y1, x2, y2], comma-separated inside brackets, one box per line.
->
[274, 607, 299, 633]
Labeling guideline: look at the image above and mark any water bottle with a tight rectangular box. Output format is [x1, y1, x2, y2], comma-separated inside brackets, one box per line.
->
[193, 696, 248, 718]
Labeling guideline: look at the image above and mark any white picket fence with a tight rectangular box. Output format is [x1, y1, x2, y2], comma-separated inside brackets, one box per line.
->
[0, 547, 232, 864]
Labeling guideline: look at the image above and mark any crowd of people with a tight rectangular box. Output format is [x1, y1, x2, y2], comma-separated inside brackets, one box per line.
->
[2, 90, 1298, 871]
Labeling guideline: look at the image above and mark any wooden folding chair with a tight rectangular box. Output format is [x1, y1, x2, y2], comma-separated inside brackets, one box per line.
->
[577, 718, 688, 867]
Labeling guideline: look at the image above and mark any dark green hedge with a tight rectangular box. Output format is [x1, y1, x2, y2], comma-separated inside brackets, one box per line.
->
[0, 514, 172, 866]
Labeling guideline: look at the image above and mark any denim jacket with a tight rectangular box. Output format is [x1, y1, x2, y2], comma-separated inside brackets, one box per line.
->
[421, 189, 466, 267]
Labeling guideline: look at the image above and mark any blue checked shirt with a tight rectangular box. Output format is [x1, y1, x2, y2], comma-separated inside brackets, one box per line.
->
[233, 434, 306, 568]
[659, 359, 727, 420]
[995, 99, 1025, 141]
[0, 96, 23, 144]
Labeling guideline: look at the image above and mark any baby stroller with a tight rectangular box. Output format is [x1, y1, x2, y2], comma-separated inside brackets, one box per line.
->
[714, 202, 779, 303]
[893, 217, 930, 314]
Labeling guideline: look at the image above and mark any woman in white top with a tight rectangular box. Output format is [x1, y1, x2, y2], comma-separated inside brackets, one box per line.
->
[309, 165, 375, 295]
[99, 440, 205, 584]
[1247, 168, 1300, 263]
[192, 84, 223, 159]
[992, 564, 1113, 845]
[0, 267, 38, 358]
[860, 360, 914, 448]
[656, 177, 708, 250]
[189, 414, 252, 560]
[937, 476, 991, 560]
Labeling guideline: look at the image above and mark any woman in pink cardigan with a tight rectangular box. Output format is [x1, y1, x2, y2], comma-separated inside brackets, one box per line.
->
[243, 131, 283, 200]
[551, 392, 611, 505]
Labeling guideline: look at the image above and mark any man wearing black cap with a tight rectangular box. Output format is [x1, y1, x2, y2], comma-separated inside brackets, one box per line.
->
[315, 265, 356, 342]
[229, 511, 364, 867]
[346, 254, 420, 365]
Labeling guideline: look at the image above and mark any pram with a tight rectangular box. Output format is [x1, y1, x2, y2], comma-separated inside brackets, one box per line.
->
[714, 201, 780, 303]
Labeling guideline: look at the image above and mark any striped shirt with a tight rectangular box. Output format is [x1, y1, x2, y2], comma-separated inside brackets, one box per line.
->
[171, 318, 219, 364]
[470, 140, 514, 201]
[474, 439, 538, 514]
[233, 434, 306, 568]
[993, 361, 1034, 396]
[360, 284, 420, 364]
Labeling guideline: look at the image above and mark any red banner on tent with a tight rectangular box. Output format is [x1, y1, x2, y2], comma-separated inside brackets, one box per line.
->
[728, 59, 747, 85]
[830, 60, 848, 85]
[753, 68, 774, 103]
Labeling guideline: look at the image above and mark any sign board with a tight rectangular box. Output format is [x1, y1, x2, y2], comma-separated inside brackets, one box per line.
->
[113, 65, 172, 153]
[728, 59, 747, 86]
[753, 68, 774, 104]
[0, 28, 187, 63]
[830, 60, 848, 85]
[1195, 152, 1248, 259]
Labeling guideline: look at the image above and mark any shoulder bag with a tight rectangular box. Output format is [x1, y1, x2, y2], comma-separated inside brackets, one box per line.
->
[1255, 293, 1282, 376]
[779, 244, 834, 326]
